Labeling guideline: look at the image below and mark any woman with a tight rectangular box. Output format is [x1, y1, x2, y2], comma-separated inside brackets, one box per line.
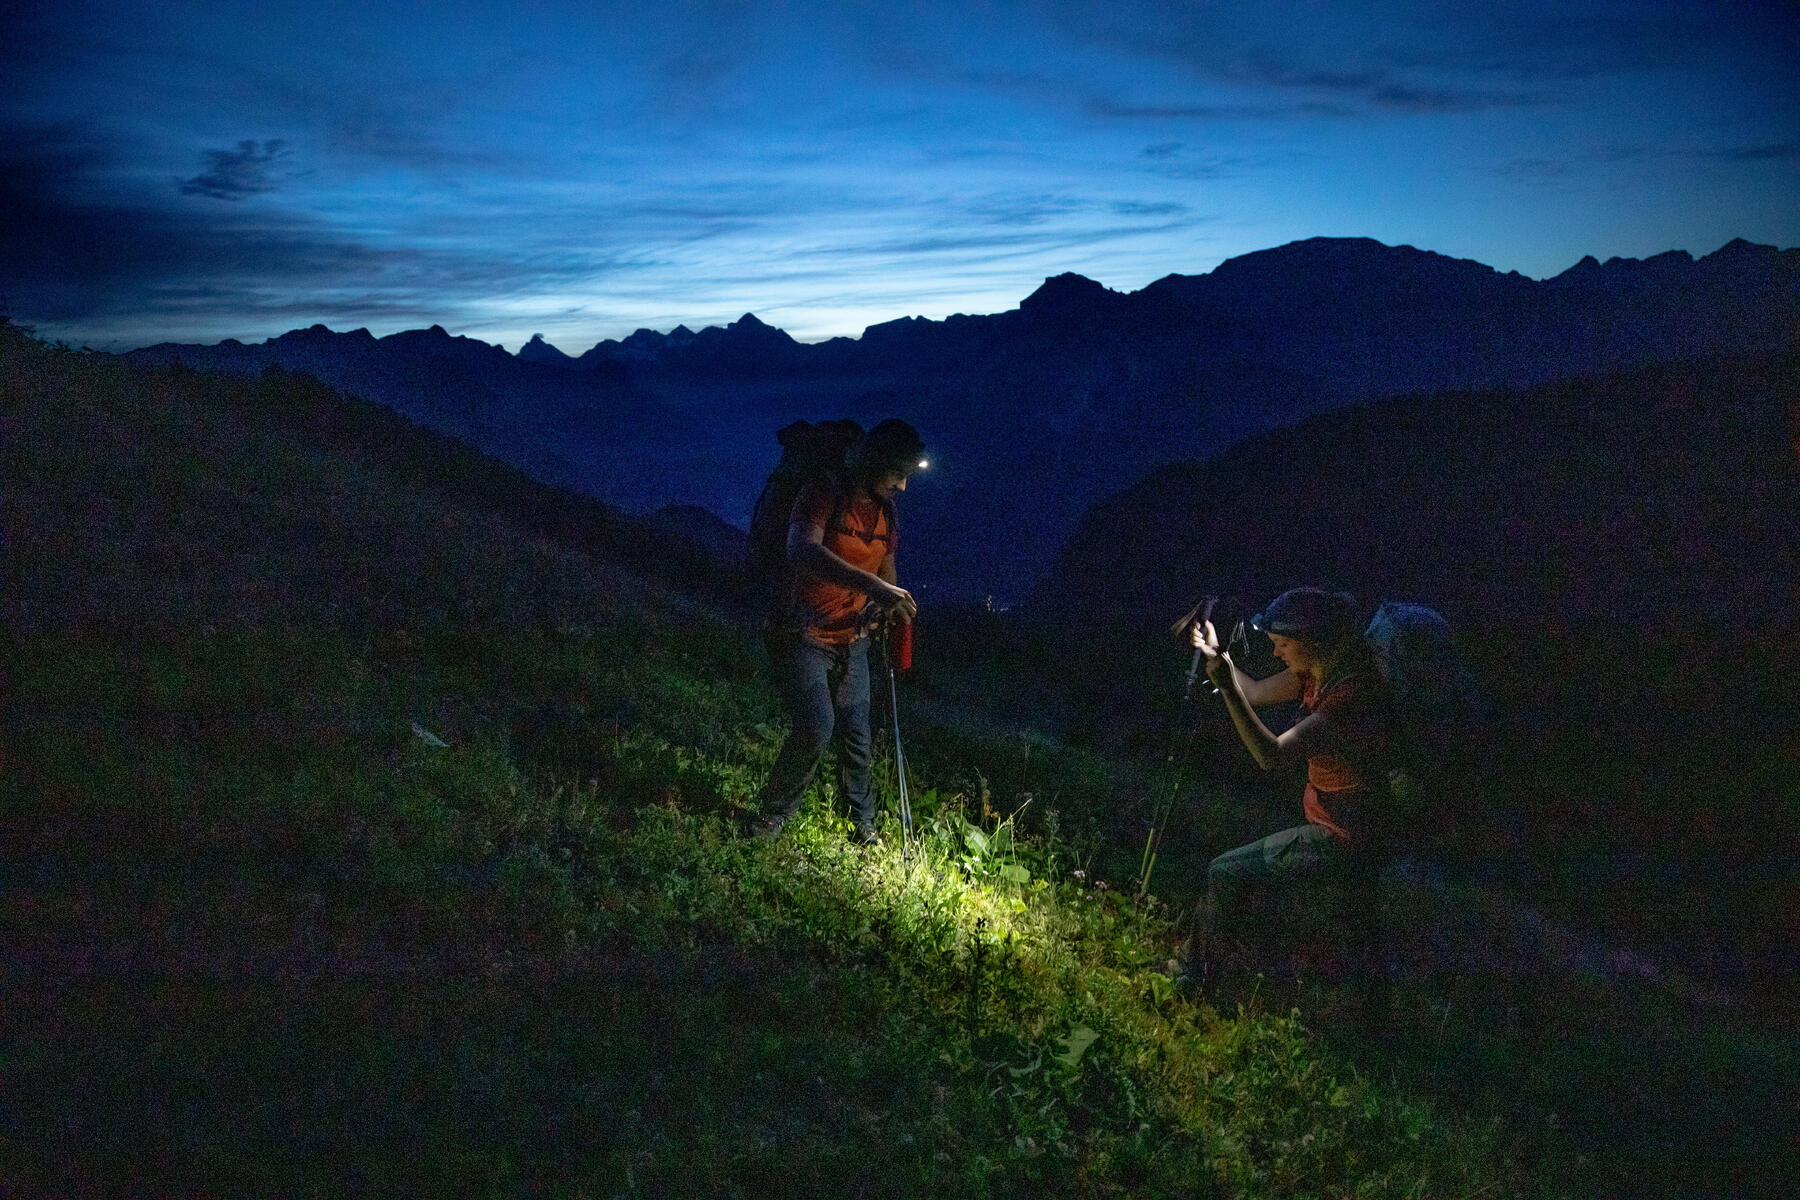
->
[1191, 587, 1396, 1006]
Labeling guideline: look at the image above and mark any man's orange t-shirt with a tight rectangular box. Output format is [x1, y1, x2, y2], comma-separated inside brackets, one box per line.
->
[1298, 669, 1393, 843]
[788, 482, 893, 645]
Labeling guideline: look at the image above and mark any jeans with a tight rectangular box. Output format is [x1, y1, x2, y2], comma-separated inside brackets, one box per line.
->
[759, 633, 874, 828]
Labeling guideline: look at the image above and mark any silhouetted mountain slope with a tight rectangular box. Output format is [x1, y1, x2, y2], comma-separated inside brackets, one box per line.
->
[1028, 353, 1800, 941]
[127, 321, 656, 503]
[121, 237, 1800, 604]
[1, 334, 746, 638]
[1043, 352, 1800, 637]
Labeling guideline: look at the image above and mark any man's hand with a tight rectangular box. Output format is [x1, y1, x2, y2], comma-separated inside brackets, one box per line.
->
[878, 582, 918, 622]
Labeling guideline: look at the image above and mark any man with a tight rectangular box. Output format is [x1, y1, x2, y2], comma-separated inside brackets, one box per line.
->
[750, 419, 924, 844]
[1189, 587, 1396, 1017]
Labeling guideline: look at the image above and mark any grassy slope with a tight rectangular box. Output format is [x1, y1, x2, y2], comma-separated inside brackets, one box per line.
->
[0, 329, 1526, 1196]
[4, 324, 1788, 1196]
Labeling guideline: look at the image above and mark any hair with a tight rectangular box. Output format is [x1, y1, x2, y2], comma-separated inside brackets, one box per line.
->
[851, 418, 925, 476]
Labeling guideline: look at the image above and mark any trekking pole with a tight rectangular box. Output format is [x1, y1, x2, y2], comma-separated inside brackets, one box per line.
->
[1182, 639, 1208, 703]
[1146, 599, 1244, 895]
[883, 623, 917, 864]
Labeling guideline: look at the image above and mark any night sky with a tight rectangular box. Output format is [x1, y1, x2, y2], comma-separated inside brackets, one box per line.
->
[5, 0, 1797, 352]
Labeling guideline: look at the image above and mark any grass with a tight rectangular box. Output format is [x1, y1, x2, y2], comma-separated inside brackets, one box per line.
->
[4, 322, 1790, 1196]
[9, 605, 1526, 1196]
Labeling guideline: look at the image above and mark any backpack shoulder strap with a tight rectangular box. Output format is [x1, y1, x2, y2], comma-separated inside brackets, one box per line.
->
[879, 496, 897, 552]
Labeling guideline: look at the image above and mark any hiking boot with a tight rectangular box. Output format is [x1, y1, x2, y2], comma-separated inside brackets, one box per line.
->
[850, 823, 880, 848]
[749, 814, 788, 840]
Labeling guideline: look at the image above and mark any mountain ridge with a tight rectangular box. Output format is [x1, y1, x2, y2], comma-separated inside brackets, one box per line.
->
[120, 235, 1800, 604]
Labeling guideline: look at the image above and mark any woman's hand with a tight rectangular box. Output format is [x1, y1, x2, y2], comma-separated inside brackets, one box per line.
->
[1191, 618, 1231, 683]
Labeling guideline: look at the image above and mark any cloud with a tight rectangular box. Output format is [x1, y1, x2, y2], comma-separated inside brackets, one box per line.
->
[1139, 151, 1249, 181]
[1702, 141, 1800, 164]
[177, 139, 292, 201]
[791, 214, 1205, 265]
[1498, 138, 1800, 185]
[1088, 98, 1289, 120]
[1111, 201, 1189, 217]
[1496, 156, 1572, 185]
[1222, 50, 1547, 114]
[0, 128, 527, 338]
[1381, 7, 1790, 84]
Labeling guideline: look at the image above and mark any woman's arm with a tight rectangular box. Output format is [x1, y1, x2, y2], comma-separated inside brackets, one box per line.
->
[1195, 620, 1313, 770]
[1236, 663, 1301, 707]
[1191, 622, 1301, 705]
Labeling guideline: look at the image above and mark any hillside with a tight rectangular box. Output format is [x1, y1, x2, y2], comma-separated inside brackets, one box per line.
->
[1045, 353, 1800, 636]
[2, 322, 1533, 1195]
[7, 321, 1795, 1196]
[1036, 353, 1800, 979]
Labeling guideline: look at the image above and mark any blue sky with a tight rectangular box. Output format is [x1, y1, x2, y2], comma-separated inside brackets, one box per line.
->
[4, 0, 1796, 351]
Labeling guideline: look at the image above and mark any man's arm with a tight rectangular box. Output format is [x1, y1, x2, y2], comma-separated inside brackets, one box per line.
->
[788, 519, 917, 619]
[876, 551, 913, 622]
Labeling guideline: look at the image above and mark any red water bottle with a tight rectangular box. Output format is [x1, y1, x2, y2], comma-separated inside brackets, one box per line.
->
[891, 617, 914, 671]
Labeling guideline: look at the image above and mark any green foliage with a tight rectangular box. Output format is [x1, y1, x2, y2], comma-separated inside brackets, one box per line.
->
[20, 328, 1778, 1197]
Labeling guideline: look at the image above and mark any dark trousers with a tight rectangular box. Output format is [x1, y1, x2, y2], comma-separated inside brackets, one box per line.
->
[759, 632, 874, 828]
[1199, 822, 1390, 1028]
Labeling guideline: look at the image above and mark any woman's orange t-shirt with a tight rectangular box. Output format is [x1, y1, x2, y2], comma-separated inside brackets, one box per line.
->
[1298, 670, 1393, 842]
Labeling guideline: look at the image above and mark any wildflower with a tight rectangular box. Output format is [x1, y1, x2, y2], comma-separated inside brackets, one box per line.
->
[1072, 869, 1085, 879]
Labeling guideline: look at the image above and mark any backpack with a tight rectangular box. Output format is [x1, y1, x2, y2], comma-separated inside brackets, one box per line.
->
[1363, 602, 1489, 829]
[748, 419, 866, 616]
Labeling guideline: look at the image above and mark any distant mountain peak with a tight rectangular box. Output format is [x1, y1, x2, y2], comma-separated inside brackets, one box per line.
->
[1021, 272, 1117, 317]
[518, 332, 576, 365]
[272, 323, 342, 344]
[1214, 237, 1500, 284]
[722, 312, 796, 346]
[1704, 237, 1782, 265]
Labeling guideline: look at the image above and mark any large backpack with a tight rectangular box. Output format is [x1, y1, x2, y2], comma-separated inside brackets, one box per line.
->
[748, 419, 865, 617]
[1364, 602, 1489, 833]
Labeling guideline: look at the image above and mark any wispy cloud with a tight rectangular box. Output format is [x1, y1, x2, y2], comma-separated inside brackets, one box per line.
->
[1087, 98, 1290, 121]
[177, 139, 292, 201]
[1498, 138, 1800, 184]
[1219, 50, 1549, 114]
[1701, 141, 1800, 164]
